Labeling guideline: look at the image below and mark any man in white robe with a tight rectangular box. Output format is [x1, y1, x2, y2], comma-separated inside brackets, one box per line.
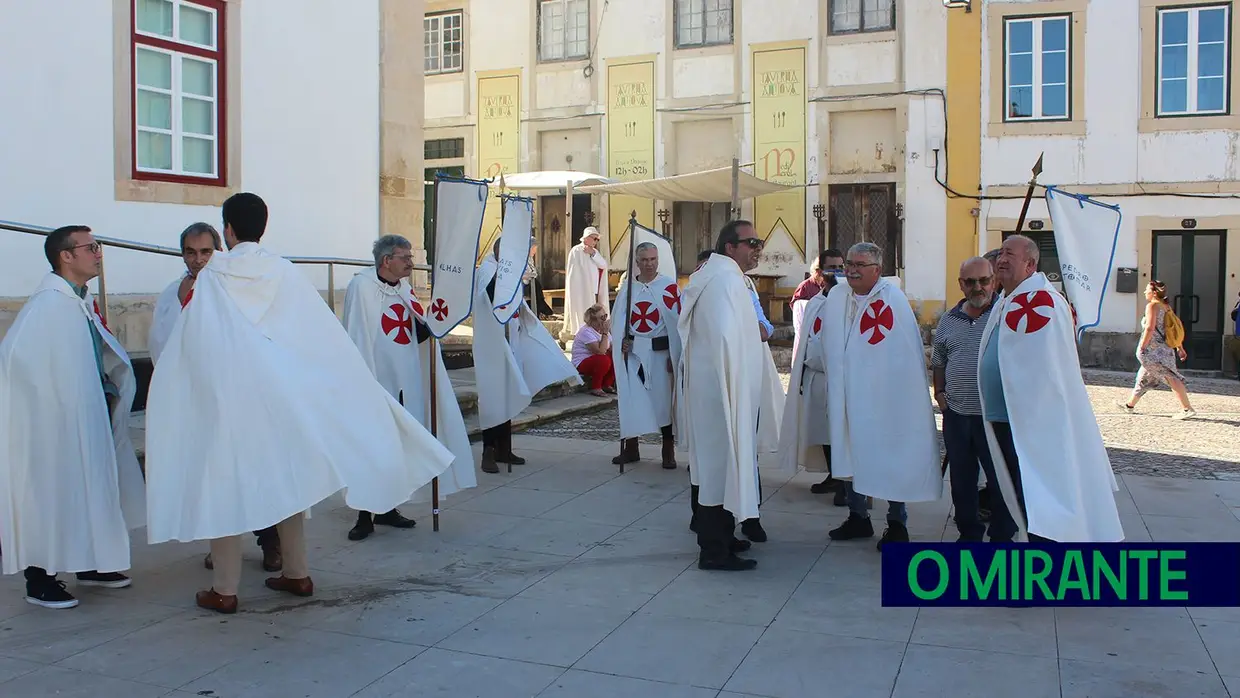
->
[145, 193, 454, 614]
[679, 221, 767, 571]
[0, 226, 146, 609]
[474, 237, 582, 473]
[823, 242, 942, 550]
[562, 226, 609, 339]
[979, 235, 1123, 542]
[342, 234, 477, 540]
[611, 242, 682, 468]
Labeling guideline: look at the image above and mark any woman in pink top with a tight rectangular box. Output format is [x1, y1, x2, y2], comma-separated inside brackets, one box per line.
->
[572, 304, 615, 397]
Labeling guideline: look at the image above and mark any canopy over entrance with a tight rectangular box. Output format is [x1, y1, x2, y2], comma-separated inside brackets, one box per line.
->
[492, 170, 614, 193]
[577, 165, 793, 201]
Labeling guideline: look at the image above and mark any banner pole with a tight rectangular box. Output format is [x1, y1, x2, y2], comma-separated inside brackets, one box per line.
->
[1013, 153, 1044, 235]
[618, 211, 638, 474]
[430, 334, 440, 532]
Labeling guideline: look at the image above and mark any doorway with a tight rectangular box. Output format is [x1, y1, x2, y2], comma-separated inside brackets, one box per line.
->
[537, 193, 593, 290]
[1152, 231, 1227, 370]
[827, 183, 900, 275]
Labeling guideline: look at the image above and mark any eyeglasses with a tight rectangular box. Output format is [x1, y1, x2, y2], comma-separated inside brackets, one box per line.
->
[739, 237, 764, 248]
[68, 242, 102, 254]
[961, 276, 992, 287]
[843, 261, 878, 269]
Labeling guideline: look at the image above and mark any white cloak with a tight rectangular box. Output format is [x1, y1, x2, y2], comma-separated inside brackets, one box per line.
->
[677, 254, 763, 522]
[0, 274, 146, 575]
[978, 273, 1123, 542]
[562, 243, 609, 338]
[611, 273, 682, 438]
[148, 274, 185, 364]
[820, 279, 942, 503]
[144, 243, 454, 543]
[778, 292, 831, 476]
[474, 256, 581, 430]
[342, 269, 476, 502]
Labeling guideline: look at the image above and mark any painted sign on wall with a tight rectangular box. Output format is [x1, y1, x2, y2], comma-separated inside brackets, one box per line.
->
[752, 45, 807, 257]
[477, 71, 521, 260]
[607, 58, 656, 264]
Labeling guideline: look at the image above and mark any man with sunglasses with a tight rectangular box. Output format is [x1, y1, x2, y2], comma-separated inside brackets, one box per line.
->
[1, 226, 146, 608]
[932, 257, 1014, 542]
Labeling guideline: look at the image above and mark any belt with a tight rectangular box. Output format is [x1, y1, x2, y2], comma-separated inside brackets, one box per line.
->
[651, 336, 670, 351]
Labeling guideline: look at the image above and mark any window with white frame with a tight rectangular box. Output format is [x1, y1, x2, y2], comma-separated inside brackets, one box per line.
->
[1157, 4, 1230, 116]
[1004, 15, 1071, 121]
[132, 0, 224, 182]
[538, 0, 589, 62]
[425, 11, 463, 75]
[675, 0, 733, 48]
[829, 0, 895, 35]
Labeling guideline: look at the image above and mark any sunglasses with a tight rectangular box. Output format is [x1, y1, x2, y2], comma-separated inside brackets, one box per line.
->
[738, 237, 764, 248]
[961, 276, 992, 287]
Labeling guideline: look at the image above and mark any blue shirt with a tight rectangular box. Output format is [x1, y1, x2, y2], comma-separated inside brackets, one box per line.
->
[70, 281, 119, 398]
[979, 331, 1007, 422]
[749, 288, 774, 338]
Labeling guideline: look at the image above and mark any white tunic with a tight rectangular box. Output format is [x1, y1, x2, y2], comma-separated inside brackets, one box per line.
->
[148, 274, 185, 364]
[144, 243, 454, 543]
[563, 243, 609, 338]
[777, 292, 831, 476]
[0, 274, 146, 574]
[611, 273, 682, 438]
[978, 273, 1123, 542]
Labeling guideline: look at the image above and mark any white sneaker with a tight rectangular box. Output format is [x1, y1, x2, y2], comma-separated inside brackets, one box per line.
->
[1173, 409, 1197, 420]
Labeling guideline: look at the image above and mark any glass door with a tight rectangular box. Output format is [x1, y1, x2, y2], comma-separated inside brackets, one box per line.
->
[1152, 231, 1227, 370]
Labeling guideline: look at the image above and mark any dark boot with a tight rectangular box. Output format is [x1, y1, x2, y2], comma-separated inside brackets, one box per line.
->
[810, 477, 843, 494]
[611, 438, 640, 466]
[348, 511, 375, 541]
[829, 513, 875, 540]
[481, 445, 500, 473]
[741, 519, 768, 543]
[660, 426, 676, 469]
[255, 527, 282, 572]
[498, 424, 525, 465]
[689, 484, 701, 533]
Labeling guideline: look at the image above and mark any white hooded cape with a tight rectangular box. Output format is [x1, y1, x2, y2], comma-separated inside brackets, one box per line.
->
[148, 274, 185, 364]
[778, 292, 831, 476]
[144, 243, 454, 543]
[562, 243, 609, 338]
[0, 274, 146, 575]
[978, 273, 1123, 542]
[473, 256, 581, 430]
[820, 279, 942, 503]
[342, 269, 476, 502]
[611, 273, 682, 439]
[677, 254, 763, 521]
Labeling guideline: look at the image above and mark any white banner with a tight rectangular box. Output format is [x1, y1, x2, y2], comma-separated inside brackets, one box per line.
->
[1045, 187, 1122, 340]
[624, 221, 677, 281]
[492, 196, 534, 324]
[427, 177, 489, 338]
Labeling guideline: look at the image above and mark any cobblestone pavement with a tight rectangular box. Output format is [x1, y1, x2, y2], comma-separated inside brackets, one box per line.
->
[523, 369, 1240, 480]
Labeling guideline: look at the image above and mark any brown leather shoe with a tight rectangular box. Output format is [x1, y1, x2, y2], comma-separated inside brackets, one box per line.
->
[261, 543, 283, 573]
[196, 588, 237, 614]
[611, 438, 640, 465]
[265, 575, 314, 597]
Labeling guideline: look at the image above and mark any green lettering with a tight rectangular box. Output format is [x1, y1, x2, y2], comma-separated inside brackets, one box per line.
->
[1159, 550, 1189, 601]
[1091, 550, 1126, 600]
[1009, 548, 1020, 601]
[1023, 550, 1054, 600]
[961, 550, 1005, 600]
[1129, 550, 1158, 600]
[909, 551, 950, 600]
[1056, 550, 1090, 601]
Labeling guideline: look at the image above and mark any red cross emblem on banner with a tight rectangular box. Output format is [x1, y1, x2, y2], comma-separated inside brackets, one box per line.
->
[430, 298, 449, 321]
[631, 300, 661, 333]
[1005, 290, 1055, 334]
[381, 303, 413, 344]
[410, 296, 424, 317]
[859, 300, 894, 345]
[812, 316, 822, 335]
[663, 283, 681, 313]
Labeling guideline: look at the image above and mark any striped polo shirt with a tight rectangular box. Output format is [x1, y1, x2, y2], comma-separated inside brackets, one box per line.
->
[930, 297, 996, 416]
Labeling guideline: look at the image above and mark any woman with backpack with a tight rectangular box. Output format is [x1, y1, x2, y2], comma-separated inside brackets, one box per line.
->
[1118, 280, 1196, 419]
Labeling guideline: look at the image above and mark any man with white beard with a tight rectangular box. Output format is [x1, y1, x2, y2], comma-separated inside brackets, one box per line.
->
[473, 237, 582, 474]
[611, 242, 681, 468]
[145, 193, 454, 614]
[978, 235, 1123, 542]
[0, 226, 146, 609]
[823, 242, 942, 550]
[679, 221, 768, 571]
[562, 227, 609, 339]
[342, 235, 477, 540]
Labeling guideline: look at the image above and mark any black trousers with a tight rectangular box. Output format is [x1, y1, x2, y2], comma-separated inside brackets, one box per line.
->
[482, 420, 511, 448]
[989, 420, 1053, 543]
[694, 505, 736, 560]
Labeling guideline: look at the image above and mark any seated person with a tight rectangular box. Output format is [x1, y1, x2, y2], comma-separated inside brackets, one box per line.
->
[572, 304, 615, 397]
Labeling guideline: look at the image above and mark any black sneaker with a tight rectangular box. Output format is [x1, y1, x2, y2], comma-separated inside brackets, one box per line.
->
[810, 477, 843, 494]
[348, 514, 375, 541]
[832, 489, 847, 507]
[829, 514, 874, 540]
[26, 578, 78, 609]
[75, 571, 132, 589]
[699, 554, 758, 571]
[373, 510, 416, 529]
[877, 521, 910, 551]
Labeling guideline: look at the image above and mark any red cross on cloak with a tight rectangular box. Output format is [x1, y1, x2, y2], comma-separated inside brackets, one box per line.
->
[631, 300, 661, 333]
[1005, 290, 1055, 334]
[381, 303, 413, 344]
[663, 283, 681, 313]
[859, 300, 894, 345]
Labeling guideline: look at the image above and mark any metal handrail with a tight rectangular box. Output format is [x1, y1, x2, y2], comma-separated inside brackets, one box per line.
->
[0, 219, 432, 319]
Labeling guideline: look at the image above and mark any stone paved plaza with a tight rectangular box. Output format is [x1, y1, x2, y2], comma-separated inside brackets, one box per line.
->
[2, 424, 1240, 698]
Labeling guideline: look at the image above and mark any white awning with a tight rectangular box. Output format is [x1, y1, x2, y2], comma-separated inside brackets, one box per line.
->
[492, 170, 615, 192]
[577, 166, 794, 201]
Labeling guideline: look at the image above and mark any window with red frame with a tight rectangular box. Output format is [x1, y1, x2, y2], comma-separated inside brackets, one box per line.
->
[132, 0, 225, 184]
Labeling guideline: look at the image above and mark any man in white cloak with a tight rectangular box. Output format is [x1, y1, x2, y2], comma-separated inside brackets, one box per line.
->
[0, 226, 146, 609]
[342, 234, 477, 541]
[678, 221, 768, 571]
[562, 226, 609, 339]
[144, 193, 455, 614]
[823, 242, 943, 550]
[978, 235, 1123, 542]
[611, 242, 682, 468]
[474, 236, 582, 474]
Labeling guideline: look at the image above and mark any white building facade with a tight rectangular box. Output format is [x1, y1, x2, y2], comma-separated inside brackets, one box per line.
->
[422, 0, 952, 318]
[979, 0, 1240, 372]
